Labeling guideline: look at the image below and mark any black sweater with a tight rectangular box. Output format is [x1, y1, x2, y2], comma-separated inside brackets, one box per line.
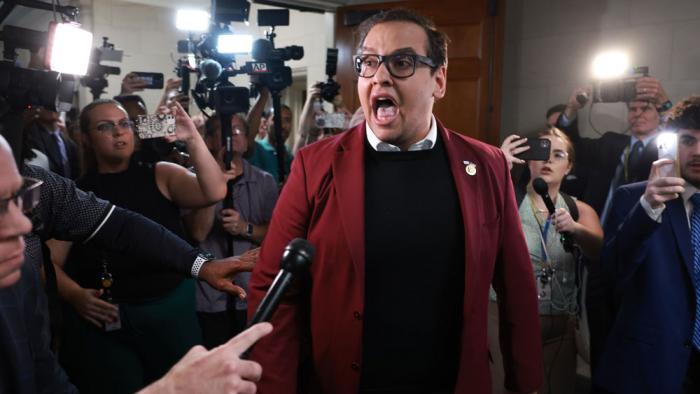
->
[359, 134, 465, 393]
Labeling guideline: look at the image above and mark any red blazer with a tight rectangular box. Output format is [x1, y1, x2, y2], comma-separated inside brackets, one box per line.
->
[248, 121, 543, 393]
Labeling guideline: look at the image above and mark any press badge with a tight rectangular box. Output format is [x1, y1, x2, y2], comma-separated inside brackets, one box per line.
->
[136, 114, 176, 139]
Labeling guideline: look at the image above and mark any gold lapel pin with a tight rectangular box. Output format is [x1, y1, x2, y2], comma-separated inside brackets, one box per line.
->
[463, 161, 477, 176]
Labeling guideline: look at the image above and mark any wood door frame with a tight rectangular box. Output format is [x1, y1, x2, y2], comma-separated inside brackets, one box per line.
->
[334, 0, 505, 145]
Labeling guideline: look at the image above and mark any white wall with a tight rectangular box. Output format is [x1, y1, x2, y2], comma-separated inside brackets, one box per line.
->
[501, 0, 700, 139]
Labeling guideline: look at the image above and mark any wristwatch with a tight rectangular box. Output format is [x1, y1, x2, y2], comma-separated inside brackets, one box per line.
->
[245, 222, 254, 238]
[656, 100, 673, 113]
[191, 251, 214, 278]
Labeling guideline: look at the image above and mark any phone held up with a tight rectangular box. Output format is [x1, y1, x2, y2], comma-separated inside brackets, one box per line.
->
[657, 132, 679, 178]
[133, 71, 164, 89]
[515, 138, 552, 162]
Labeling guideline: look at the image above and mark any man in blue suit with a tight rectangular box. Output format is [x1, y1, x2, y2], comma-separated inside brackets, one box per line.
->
[594, 96, 700, 393]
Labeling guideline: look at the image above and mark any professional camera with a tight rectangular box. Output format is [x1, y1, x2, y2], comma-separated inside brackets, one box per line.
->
[81, 37, 122, 100]
[313, 48, 346, 130]
[0, 60, 75, 114]
[240, 38, 303, 92]
[319, 48, 340, 103]
[591, 66, 649, 103]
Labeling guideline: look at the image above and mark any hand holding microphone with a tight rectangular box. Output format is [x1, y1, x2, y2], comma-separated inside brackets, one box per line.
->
[533, 177, 575, 252]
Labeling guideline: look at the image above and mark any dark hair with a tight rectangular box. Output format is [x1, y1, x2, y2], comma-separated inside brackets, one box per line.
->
[356, 8, 449, 73]
[546, 104, 567, 120]
[665, 96, 700, 131]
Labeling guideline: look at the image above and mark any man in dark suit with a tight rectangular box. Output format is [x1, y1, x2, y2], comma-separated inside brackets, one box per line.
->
[27, 107, 80, 179]
[555, 80, 672, 221]
[594, 97, 700, 393]
[555, 80, 673, 371]
[0, 133, 273, 393]
[248, 9, 543, 394]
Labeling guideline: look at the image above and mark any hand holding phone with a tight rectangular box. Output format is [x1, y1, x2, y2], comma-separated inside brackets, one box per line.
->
[132, 71, 164, 90]
[515, 138, 551, 161]
[657, 132, 679, 178]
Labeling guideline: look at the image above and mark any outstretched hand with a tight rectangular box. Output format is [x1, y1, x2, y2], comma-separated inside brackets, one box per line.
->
[138, 322, 273, 394]
[198, 248, 261, 298]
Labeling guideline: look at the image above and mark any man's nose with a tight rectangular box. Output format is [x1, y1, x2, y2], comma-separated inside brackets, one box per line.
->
[5, 201, 32, 238]
[372, 61, 393, 85]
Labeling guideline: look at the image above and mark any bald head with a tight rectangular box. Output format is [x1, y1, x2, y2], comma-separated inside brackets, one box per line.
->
[0, 134, 33, 288]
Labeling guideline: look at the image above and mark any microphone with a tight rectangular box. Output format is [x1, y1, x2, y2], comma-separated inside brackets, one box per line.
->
[532, 177, 556, 215]
[532, 177, 574, 252]
[199, 59, 222, 81]
[248, 238, 315, 325]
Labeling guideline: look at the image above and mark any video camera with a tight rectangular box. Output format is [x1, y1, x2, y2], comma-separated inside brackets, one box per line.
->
[590, 66, 649, 103]
[81, 37, 122, 100]
[0, 4, 90, 166]
[179, 5, 303, 186]
[319, 48, 340, 103]
[314, 48, 346, 130]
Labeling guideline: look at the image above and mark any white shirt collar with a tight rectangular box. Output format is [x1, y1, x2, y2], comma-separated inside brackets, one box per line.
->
[631, 130, 659, 147]
[682, 183, 699, 205]
[365, 115, 437, 152]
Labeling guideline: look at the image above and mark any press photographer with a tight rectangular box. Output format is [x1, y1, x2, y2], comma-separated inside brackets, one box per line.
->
[554, 66, 672, 221]
[293, 48, 352, 154]
[179, 7, 302, 184]
[552, 60, 673, 375]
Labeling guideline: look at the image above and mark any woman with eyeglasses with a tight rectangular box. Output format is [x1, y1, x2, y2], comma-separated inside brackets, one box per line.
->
[55, 99, 227, 394]
[492, 127, 603, 394]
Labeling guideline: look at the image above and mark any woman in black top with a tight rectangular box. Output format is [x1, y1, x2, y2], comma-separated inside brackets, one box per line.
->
[56, 99, 227, 394]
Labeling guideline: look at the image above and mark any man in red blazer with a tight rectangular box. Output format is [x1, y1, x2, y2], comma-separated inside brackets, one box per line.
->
[248, 8, 543, 394]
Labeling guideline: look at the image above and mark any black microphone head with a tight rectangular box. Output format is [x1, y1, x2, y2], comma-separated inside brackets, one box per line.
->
[281, 238, 314, 273]
[200, 59, 222, 80]
[532, 177, 549, 196]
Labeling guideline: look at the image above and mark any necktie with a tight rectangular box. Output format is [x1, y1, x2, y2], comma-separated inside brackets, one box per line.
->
[626, 140, 644, 182]
[50, 131, 70, 178]
[690, 193, 700, 351]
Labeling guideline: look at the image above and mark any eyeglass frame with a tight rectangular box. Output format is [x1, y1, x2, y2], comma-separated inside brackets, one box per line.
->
[353, 53, 438, 79]
[92, 119, 135, 134]
[0, 177, 43, 215]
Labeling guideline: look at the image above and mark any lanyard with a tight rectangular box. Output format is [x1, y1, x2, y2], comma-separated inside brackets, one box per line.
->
[528, 193, 552, 263]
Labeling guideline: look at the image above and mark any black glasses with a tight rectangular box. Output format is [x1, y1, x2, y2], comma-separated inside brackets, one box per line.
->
[353, 53, 437, 78]
[94, 120, 134, 133]
[0, 177, 43, 215]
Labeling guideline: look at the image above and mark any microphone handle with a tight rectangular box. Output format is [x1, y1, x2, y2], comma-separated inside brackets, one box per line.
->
[248, 270, 294, 326]
[539, 192, 576, 252]
[539, 193, 556, 216]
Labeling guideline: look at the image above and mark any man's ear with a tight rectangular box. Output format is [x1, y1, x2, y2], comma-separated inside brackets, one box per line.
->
[433, 65, 447, 99]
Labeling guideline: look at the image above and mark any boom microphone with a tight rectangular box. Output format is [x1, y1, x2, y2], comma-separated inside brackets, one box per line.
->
[532, 177, 574, 252]
[248, 238, 314, 325]
[199, 58, 223, 81]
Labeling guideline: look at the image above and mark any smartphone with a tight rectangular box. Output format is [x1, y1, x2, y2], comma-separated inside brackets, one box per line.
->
[657, 132, 679, 177]
[133, 72, 164, 89]
[136, 114, 176, 139]
[514, 138, 551, 161]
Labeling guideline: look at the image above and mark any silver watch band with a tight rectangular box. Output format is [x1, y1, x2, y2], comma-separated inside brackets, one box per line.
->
[191, 254, 210, 278]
